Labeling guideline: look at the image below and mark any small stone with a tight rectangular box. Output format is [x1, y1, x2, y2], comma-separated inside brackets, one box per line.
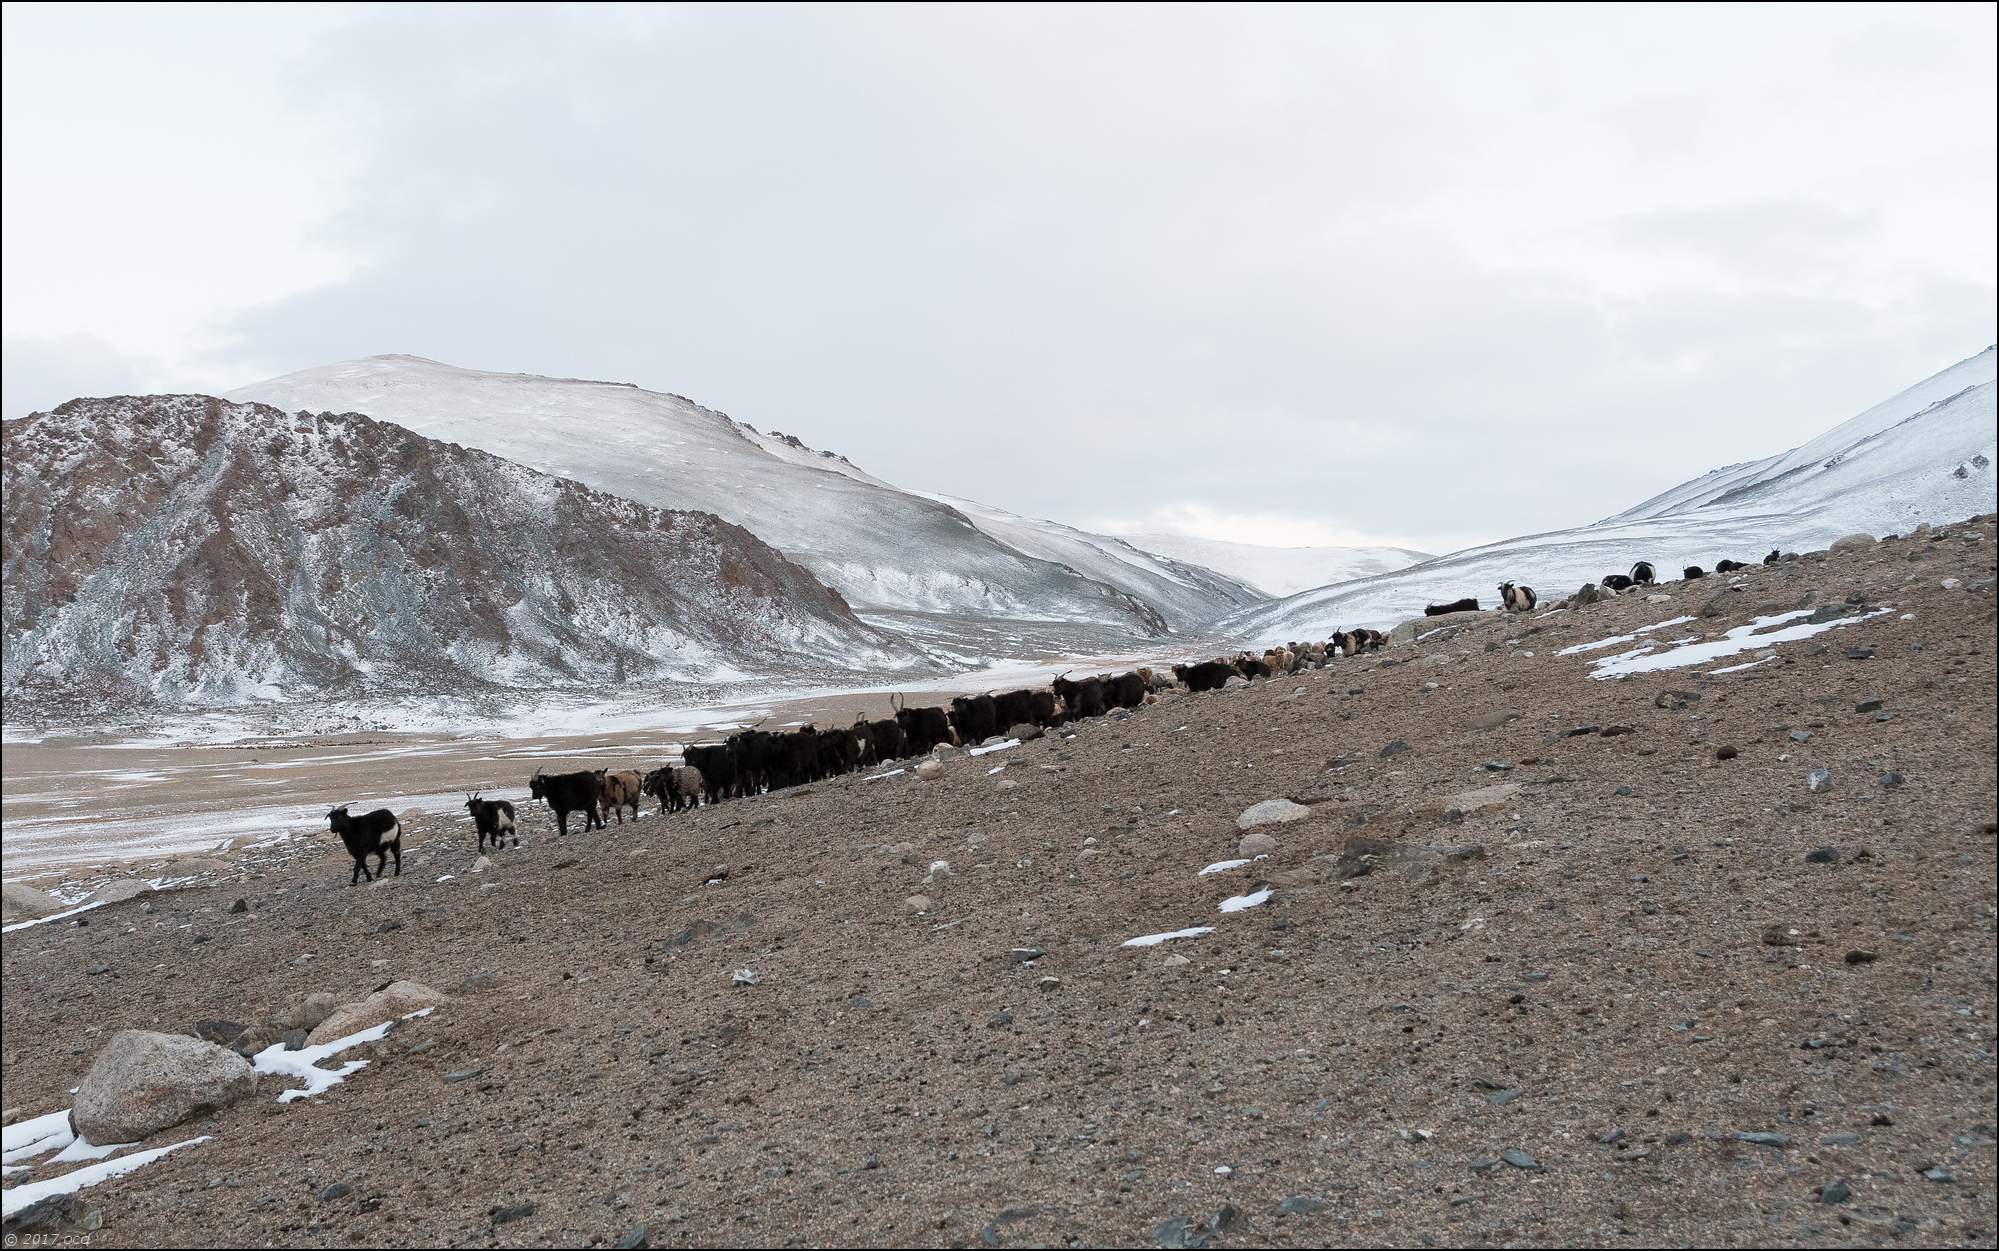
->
[1009, 948, 1046, 963]
[1923, 1167, 1954, 1183]
[471, 856, 493, 873]
[1819, 1179, 1851, 1204]
[905, 895, 932, 914]
[1854, 697, 1884, 713]
[615, 1223, 651, 1249]
[1879, 771, 1905, 788]
[442, 1067, 485, 1083]
[914, 759, 944, 780]
[1379, 739, 1410, 758]
[1237, 831, 1279, 858]
[1036, 976, 1061, 992]
[1733, 1131, 1790, 1148]
[1499, 1148, 1539, 1170]
[731, 969, 760, 986]
[1787, 729, 1812, 744]
[227, 898, 248, 914]
[1806, 768, 1833, 793]
[1804, 845, 1839, 865]
[1613, 786, 1634, 797]
[1277, 1196, 1330, 1217]
[1845, 647, 1874, 660]
[1655, 690, 1701, 710]
[1761, 926, 1801, 947]
[86, 963, 111, 976]
[1716, 745, 1738, 760]
[1599, 725, 1635, 738]
[319, 1182, 352, 1201]
[491, 1201, 537, 1225]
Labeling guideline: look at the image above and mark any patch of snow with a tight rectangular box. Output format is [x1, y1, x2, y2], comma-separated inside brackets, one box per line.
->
[1218, 887, 1274, 913]
[251, 1007, 434, 1104]
[967, 739, 1020, 756]
[1121, 925, 1216, 948]
[1587, 608, 1892, 678]
[0, 900, 108, 934]
[1, 1135, 209, 1219]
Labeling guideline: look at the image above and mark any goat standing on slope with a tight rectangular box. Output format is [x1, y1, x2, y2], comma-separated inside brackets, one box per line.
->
[328, 804, 402, 885]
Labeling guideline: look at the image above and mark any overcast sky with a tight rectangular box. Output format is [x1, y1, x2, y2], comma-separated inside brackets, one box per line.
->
[4, 4, 1993, 551]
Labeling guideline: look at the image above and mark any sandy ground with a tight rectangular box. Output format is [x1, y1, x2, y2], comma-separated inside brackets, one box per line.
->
[2, 519, 1994, 1247]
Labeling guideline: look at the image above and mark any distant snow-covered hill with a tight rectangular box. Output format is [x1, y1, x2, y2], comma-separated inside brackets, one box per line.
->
[1222, 346, 1998, 641]
[1, 396, 926, 717]
[229, 356, 1262, 637]
[1114, 533, 1432, 598]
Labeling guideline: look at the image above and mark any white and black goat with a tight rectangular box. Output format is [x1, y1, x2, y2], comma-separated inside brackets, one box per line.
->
[464, 793, 517, 851]
[328, 804, 402, 885]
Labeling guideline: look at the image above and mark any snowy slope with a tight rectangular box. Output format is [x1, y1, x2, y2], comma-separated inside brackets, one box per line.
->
[2, 396, 928, 717]
[229, 357, 1258, 634]
[1222, 347, 1998, 641]
[1114, 533, 1432, 598]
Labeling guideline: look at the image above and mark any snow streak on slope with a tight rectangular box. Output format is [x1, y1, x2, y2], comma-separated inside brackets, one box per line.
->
[1223, 347, 1997, 641]
[2, 397, 927, 716]
[230, 357, 1257, 634]
[1114, 532, 1432, 598]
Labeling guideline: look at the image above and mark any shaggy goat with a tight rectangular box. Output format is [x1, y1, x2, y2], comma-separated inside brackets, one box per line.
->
[464, 793, 516, 851]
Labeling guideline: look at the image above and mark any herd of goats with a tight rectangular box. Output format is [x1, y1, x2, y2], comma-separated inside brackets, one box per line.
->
[319, 547, 1786, 885]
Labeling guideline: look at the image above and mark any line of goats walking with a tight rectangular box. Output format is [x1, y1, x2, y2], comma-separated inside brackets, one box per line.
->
[321, 632, 1395, 883]
[1421, 549, 1783, 619]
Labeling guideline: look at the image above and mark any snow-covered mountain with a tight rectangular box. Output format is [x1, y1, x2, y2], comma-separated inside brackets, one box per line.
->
[228, 356, 1262, 637]
[1, 396, 926, 717]
[1221, 346, 1998, 641]
[1113, 533, 1432, 598]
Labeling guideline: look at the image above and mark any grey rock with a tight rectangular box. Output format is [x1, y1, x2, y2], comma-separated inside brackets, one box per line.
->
[192, 1020, 248, 1047]
[491, 1201, 538, 1224]
[442, 1067, 485, 1084]
[227, 898, 248, 914]
[1499, 1147, 1540, 1169]
[1277, 1196, 1330, 1217]
[1845, 647, 1874, 660]
[1805, 845, 1840, 865]
[1879, 770, 1905, 788]
[1806, 768, 1834, 793]
[319, 1182, 352, 1201]
[1008, 948, 1046, 963]
[72, 1030, 256, 1143]
[615, 1223, 651, 1250]
[1733, 1131, 1790, 1148]
[1237, 799, 1311, 830]
[1819, 1179, 1851, 1204]
[1379, 739, 1410, 758]
[1654, 690, 1701, 710]
[1787, 729, 1812, 743]
[1854, 697, 1884, 713]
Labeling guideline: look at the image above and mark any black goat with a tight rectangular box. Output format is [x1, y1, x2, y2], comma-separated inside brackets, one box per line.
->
[1050, 673, 1106, 721]
[1716, 558, 1748, 573]
[328, 804, 401, 885]
[683, 745, 739, 804]
[990, 689, 1036, 732]
[869, 717, 906, 762]
[1601, 573, 1635, 591]
[464, 793, 516, 851]
[1102, 671, 1146, 710]
[1028, 690, 1060, 728]
[1762, 549, 1781, 565]
[1682, 565, 1706, 580]
[950, 693, 999, 746]
[1425, 597, 1479, 616]
[1174, 660, 1236, 692]
[529, 768, 603, 835]
[893, 695, 955, 754]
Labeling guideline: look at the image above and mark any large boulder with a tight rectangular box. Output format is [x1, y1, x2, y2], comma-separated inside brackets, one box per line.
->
[1390, 609, 1481, 646]
[1237, 799, 1312, 831]
[305, 981, 446, 1047]
[282, 992, 338, 1033]
[2, 881, 62, 924]
[86, 879, 153, 907]
[1829, 532, 1877, 552]
[71, 1030, 256, 1143]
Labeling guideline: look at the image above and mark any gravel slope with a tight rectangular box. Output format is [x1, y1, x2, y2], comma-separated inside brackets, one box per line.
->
[3, 517, 1994, 1248]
